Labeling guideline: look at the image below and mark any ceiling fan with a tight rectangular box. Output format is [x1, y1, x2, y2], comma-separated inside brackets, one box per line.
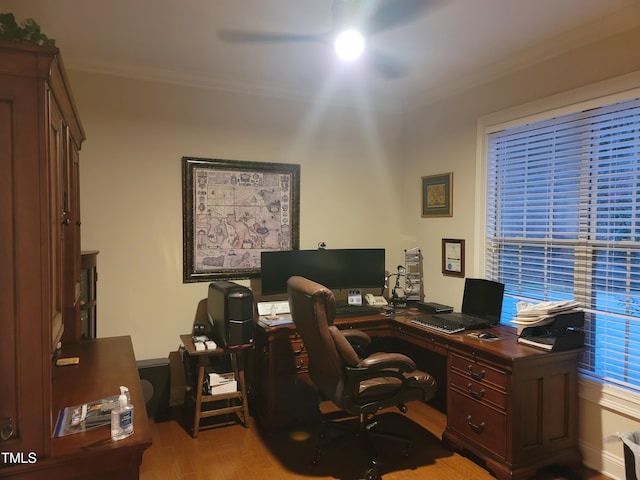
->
[217, 0, 438, 79]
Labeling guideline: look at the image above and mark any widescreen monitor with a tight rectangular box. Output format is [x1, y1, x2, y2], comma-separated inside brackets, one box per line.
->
[260, 248, 386, 296]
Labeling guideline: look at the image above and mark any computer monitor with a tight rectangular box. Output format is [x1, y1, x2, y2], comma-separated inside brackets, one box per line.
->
[461, 278, 505, 325]
[260, 248, 386, 296]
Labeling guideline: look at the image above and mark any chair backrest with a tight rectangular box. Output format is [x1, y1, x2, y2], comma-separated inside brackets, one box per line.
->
[287, 276, 361, 407]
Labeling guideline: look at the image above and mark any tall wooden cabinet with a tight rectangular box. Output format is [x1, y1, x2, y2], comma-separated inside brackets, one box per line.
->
[0, 41, 85, 461]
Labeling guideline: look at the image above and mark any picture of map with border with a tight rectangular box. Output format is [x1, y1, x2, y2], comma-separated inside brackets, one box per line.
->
[193, 167, 292, 272]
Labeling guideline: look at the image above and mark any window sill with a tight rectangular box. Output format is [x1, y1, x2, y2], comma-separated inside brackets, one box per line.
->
[579, 375, 640, 417]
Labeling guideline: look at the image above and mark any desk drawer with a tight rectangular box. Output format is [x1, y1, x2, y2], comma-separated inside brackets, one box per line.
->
[289, 336, 306, 356]
[450, 352, 507, 390]
[449, 370, 507, 410]
[392, 323, 448, 355]
[449, 389, 507, 459]
[293, 353, 309, 374]
[289, 333, 309, 376]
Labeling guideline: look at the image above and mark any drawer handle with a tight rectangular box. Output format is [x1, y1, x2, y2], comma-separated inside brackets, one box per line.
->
[296, 359, 305, 370]
[467, 365, 486, 381]
[467, 415, 485, 433]
[1, 418, 14, 441]
[293, 343, 305, 354]
[467, 383, 485, 400]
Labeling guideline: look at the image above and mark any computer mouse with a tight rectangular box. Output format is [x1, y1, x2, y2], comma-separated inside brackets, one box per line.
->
[478, 332, 498, 339]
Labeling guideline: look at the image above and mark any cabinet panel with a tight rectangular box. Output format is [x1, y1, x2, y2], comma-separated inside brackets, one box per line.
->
[62, 138, 82, 343]
[512, 355, 579, 465]
[49, 93, 65, 349]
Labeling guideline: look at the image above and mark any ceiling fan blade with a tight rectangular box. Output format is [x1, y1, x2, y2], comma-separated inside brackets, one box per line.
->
[366, 47, 408, 79]
[217, 29, 329, 44]
[364, 0, 436, 34]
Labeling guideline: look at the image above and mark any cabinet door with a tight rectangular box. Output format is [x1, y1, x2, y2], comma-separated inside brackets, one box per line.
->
[61, 132, 82, 342]
[49, 94, 66, 349]
[0, 71, 51, 457]
[0, 87, 18, 446]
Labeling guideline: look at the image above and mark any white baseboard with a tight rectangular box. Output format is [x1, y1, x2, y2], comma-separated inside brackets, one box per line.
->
[580, 438, 625, 480]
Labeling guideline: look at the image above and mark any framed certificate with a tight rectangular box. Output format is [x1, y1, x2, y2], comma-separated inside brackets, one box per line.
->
[442, 238, 465, 277]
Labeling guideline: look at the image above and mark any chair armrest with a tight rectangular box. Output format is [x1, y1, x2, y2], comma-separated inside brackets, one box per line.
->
[343, 352, 422, 413]
[342, 329, 371, 358]
[359, 352, 416, 372]
[342, 329, 371, 344]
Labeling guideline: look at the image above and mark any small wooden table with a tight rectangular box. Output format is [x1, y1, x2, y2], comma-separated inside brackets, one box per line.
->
[180, 334, 252, 437]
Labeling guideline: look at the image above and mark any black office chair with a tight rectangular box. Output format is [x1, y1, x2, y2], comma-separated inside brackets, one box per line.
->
[287, 276, 437, 480]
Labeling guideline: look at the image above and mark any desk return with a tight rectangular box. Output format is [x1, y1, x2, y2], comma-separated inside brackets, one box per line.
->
[250, 310, 581, 480]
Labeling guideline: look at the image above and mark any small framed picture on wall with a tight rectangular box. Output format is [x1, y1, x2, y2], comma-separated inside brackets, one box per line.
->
[442, 238, 465, 277]
[422, 173, 453, 217]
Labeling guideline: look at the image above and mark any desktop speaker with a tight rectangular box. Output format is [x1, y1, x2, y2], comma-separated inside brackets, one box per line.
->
[137, 358, 170, 421]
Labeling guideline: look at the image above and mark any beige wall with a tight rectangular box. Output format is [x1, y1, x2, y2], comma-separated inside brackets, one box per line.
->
[72, 24, 640, 480]
[73, 72, 407, 360]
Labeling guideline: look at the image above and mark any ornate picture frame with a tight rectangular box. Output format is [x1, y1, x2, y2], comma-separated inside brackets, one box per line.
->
[182, 157, 300, 283]
[422, 172, 453, 217]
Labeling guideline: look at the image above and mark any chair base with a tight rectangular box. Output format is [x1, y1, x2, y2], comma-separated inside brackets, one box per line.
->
[313, 408, 413, 480]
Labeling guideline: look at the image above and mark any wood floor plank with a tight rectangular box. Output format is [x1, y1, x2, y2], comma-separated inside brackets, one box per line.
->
[140, 401, 611, 480]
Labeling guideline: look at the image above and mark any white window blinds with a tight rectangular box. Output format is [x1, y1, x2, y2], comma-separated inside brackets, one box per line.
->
[486, 97, 640, 391]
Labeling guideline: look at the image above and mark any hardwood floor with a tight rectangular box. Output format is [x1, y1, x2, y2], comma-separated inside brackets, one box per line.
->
[139, 401, 611, 480]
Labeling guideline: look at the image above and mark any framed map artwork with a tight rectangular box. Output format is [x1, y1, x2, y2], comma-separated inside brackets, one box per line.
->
[421, 172, 453, 217]
[182, 157, 300, 283]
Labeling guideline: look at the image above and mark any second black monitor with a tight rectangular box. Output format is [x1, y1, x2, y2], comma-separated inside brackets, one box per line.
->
[260, 248, 386, 296]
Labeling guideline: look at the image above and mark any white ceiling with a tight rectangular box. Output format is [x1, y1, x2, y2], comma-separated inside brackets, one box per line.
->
[3, 0, 640, 111]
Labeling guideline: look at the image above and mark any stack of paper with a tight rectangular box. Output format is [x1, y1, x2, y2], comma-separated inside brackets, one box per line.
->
[206, 372, 237, 395]
[511, 300, 582, 332]
[258, 313, 293, 327]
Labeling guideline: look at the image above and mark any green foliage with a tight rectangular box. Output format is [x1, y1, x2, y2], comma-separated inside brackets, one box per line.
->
[0, 13, 55, 46]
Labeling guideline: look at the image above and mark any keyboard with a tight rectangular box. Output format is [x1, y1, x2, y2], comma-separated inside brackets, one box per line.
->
[435, 312, 492, 329]
[335, 304, 381, 318]
[410, 315, 465, 334]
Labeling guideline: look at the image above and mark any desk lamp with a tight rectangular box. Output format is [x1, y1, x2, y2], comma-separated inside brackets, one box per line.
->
[387, 265, 407, 307]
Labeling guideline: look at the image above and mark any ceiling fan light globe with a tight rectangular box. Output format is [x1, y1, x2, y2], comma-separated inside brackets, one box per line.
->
[334, 29, 365, 61]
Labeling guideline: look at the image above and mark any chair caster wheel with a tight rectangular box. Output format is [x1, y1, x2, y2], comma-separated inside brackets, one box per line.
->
[364, 467, 381, 480]
[402, 442, 413, 457]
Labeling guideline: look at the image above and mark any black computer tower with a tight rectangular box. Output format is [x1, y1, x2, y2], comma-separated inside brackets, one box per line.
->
[207, 281, 254, 347]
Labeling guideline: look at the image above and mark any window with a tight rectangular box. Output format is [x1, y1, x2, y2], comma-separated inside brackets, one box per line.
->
[485, 96, 640, 392]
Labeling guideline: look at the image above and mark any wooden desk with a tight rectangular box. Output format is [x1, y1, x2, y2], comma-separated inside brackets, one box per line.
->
[251, 309, 582, 480]
[180, 335, 251, 437]
[0, 336, 152, 480]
